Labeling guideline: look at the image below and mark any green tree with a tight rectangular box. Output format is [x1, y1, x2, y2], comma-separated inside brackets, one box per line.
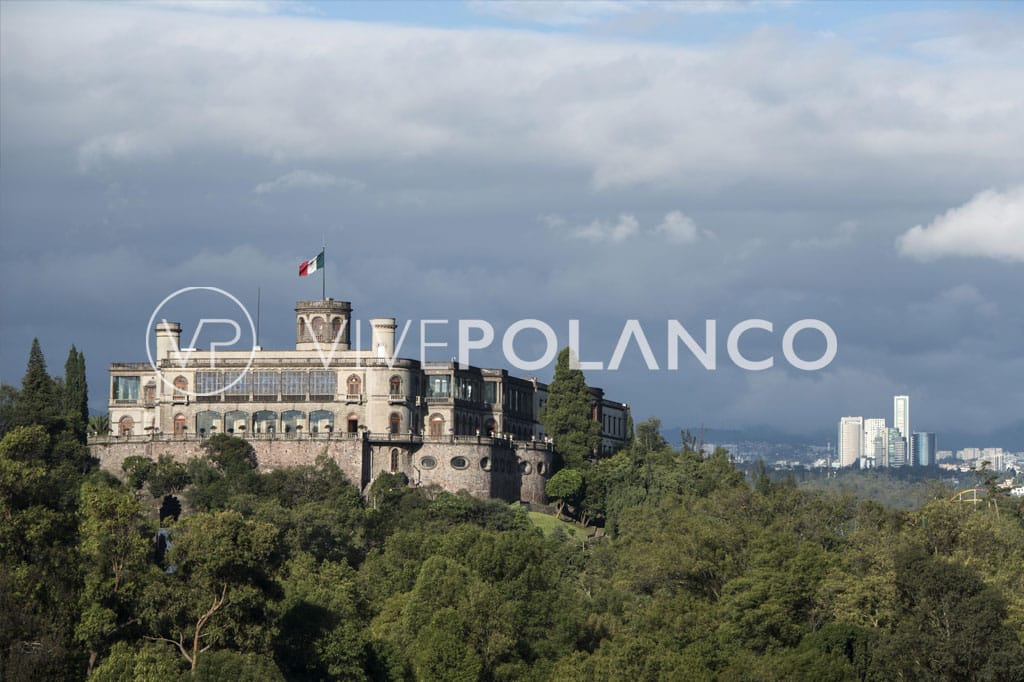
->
[14, 338, 61, 434]
[0, 383, 18, 438]
[141, 510, 280, 673]
[540, 347, 601, 469]
[546, 468, 584, 518]
[63, 346, 88, 441]
[76, 479, 156, 675]
[89, 413, 110, 437]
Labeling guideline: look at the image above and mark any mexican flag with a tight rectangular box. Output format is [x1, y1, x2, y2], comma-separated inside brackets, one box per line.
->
[299, 251, 324, 277]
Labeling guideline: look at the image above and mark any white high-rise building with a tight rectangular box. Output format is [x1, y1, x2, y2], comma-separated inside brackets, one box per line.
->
[838, 416, 864, 468]
[894, 395, 910, 447]
[863, 418, 888, 467]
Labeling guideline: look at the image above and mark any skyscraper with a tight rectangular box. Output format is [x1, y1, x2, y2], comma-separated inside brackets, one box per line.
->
[863, 418, 888, 468]
[911, 432, 936, 467]
[887, 427, 907, 468]
[838, 416, 864, 468]
[894, 395, 910, 449]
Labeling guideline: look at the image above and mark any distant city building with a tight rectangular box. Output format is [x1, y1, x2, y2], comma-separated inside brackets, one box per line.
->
[887, 427, 907, 468]
[893, 395, 910, 446]
[863, 418, 887, 468]
[837, 416, 864, 468]
[911, 432, 937, 467]
[936, 449, 953, 461]
[958, 447, 982, 461]
[980, 448, 1005, 472]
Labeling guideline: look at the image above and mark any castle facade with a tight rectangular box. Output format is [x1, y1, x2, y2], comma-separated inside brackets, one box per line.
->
[90, 299, 630, 504]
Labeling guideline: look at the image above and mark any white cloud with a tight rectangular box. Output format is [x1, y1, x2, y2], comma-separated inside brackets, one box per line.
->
[571, 214, 639, 243]
[653, 210, 700, 244]
[253, 170, 364, 195]
[553, 211, 707, 245]
[4, 2, 1021, 193]
[897, 185, 1024, 262]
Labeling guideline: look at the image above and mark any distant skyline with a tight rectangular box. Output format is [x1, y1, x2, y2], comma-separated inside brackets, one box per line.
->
[1, 1, 1022, 439]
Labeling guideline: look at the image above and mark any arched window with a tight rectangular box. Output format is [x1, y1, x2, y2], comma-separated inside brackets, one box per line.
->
[173, 413, 187, 437]
[119, 415, 134, 437]
[311, 316, 325, 341]
[390, 448, 399, 472]
[484, 418, 496, 437]
[282, 410, 306, 435]
[347, 375, 361, 399]
[173, 375, 188, 398]
[389, 375, 402, 396]
[332, 317, 343, 340]
[389, 412, 401, 435]
[429, 414, 444, 438]
[347, 413, 359, 433]
[310, 410, 334, 434]
[253, 410, 277, 434]
[196, 410, 219, 435]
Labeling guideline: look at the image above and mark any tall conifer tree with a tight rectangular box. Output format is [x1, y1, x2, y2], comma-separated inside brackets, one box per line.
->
[63, 346, 88, 438]
[15, 338, 60, 432]
[540, 347, 601, 469]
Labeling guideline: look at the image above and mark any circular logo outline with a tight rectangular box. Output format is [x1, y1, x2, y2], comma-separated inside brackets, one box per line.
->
[145, 286, 258, 397]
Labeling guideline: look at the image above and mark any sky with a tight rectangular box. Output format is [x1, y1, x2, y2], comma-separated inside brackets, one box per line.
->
[1, 0, 1022, 444]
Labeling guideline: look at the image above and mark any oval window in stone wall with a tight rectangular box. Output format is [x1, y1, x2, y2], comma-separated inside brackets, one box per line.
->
[480, 457, 491, 471]
[537, 462, 547, 475]
[450, 456, 469, 470]
[519, 460, 532, 475]
[420, 456, 437, 470]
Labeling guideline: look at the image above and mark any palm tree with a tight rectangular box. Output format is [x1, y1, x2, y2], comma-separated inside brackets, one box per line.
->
[88, 413, 110, 437]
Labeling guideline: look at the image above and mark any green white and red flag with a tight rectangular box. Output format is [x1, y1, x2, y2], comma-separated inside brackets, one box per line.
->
[299, 251, 324, 277]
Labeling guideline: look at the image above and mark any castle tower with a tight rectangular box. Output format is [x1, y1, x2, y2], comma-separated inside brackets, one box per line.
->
[295, 299, 352, 351]
[154, 321, 181, 363]
[371, 318, 397, 358]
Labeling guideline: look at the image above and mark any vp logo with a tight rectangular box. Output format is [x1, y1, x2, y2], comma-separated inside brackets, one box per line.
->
[146, 287, 257, 397]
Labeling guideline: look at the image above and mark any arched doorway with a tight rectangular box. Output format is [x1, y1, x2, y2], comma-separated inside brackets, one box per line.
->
[173, 413, 186, 437]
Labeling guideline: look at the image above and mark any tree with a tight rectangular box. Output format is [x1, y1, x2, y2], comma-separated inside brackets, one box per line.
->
[141, 510, 280, 672]
[63, 346, 88, 441]
[14, 338, 60, 434]
[89, 413, 110, 437]
[76, 479, 156, 675]
[540, 347, 601, 469]
[0, 384, 18, 439]
[546, 468, 584, 519]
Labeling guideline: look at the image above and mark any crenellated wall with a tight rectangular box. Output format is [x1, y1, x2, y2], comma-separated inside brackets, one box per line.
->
[89, 436, 552, 504]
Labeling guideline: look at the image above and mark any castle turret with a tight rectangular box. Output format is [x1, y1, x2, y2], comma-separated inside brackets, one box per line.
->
[371, 318, 397, 358]
[295, 299, 352, 351]
[155, 321, 181, 362]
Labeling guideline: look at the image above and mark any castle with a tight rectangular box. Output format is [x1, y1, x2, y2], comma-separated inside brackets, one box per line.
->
[89, 299, 631, 504]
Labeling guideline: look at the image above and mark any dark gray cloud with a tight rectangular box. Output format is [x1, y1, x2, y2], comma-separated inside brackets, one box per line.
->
[1, 2, 1022, 439]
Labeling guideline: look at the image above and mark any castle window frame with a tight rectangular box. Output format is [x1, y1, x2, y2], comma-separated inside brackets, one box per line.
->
[173, 413, 187, 437]
[420, 456, 437, 470]
[310, 370, 337, 398]
[347, 374, 362, 399]
[389, 375, 402, 397]
[119, 415, 134, 437]
[429, 414, 445, 438]
[450, 456, 469, 470]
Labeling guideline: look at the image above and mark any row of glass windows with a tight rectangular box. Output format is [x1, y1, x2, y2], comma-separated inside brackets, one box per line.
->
[426, 376, 499, 404]
[179, 372, 404, 397]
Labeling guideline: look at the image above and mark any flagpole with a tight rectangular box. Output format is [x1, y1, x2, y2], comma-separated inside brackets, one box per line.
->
[322, 244, 326, 301]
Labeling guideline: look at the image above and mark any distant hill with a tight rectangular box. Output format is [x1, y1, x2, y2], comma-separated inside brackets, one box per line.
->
[665, 425, 828, 448]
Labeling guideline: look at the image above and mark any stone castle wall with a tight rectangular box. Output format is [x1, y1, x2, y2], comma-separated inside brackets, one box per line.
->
[89, 436, 552, 504]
